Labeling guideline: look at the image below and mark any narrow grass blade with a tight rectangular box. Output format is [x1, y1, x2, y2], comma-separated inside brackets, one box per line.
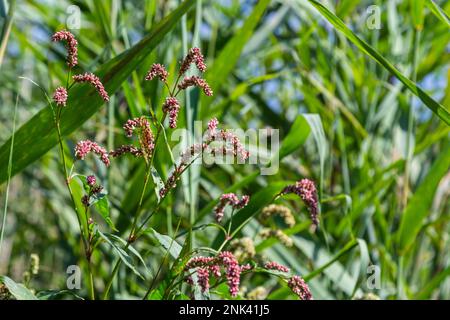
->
[308, 0, 450, 125]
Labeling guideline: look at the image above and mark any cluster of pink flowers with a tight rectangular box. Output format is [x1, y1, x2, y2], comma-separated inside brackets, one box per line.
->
[163, 97, 181, 129]
[159, 164, 185, 198]
[72, 72, 109, 102]
[206, 119, 250, 162]
[282, 179, 319, 228]
[287, 275, 313, 300]
[144, 48, 212, 130]
[109, 145, 143, 158]
[53, 86, 68, 107]
[50, 31, 109, 111]
[86, 175, 96, 187]
[81, 174, 103, 207]
[214, 193, 250, 223]
[179, 47, 206, 75]
[74, 140, 110, 167]
[178, 76, 213, 96]
[145, 63, 168, 82]
[264, 261, 290, 273]
[51, 30, 78, 67]
[115, 117, 154, 160]
[185, 251, 248, 297]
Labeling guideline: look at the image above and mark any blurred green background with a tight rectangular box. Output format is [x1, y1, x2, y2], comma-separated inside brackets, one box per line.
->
[0, 0, 449, 300]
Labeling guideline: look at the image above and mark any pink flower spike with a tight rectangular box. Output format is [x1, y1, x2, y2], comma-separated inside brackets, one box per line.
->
[86, 175, 96, 187]
[51, 30, 78, 67]
[196, 268, 210, 293]
[264, 261, 290, 273]
[145, 63, 168, 82]
[282, 179, 319, 228]
[179, 47, 207, 75]
[72, 72, 109, 102]
[74, 140, 110, 167]
[287, 275, 313, 300]
[178, 76, 213, 96]
[109, 145, 143, 158]
[162, 97, 181, 129]
[53, 87, 68, 107]
[218, 251, 241, 297]
[214, 193, 249, 223]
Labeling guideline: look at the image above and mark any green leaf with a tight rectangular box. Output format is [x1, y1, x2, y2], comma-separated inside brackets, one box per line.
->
[425, 0, 450, 28]
[36, 289, 84, 300]
[0, 0, 196, 184]
[0, 276, 38, 300]
[277, 115, 311, 160]
[308, 0, 450, 125]
[93, 196, 117, 232]
[397, 142, 450, 254]
[151, 166, 164, 203]
[98, 231, 145, 279]
[149, 228, 182, 259]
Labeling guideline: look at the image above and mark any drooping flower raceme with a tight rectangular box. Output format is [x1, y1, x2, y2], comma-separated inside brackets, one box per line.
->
[185, 251, 245, 297]
[282, 179, 319, 228]
[74, 140, 110, 167]
[179, 47, 206, 75]
[51, 30, 78, 67]
[111, 117, 154, 161]
[214, 193, 250, 223]
[264, 261, 290, 273]
[72, 72, 109, 102]
[178, 76, 213, 96]
[144, 48, 212, 130]
[52, 87, 68, 107]
[287, 275, 313, 300]
[159, 118, 249, 199]
[145, 63, 168, 82]
[162, 97, 181, 129]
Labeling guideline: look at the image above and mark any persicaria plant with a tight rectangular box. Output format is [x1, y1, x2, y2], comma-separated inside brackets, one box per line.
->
[9, 30, 321, 301]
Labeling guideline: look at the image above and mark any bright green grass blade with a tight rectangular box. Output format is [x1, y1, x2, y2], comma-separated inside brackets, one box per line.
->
[425, 0, 450, 28]
[0, 0, 196, 185]
[397, 141, 450, 254]
[308, 0, 450, 125]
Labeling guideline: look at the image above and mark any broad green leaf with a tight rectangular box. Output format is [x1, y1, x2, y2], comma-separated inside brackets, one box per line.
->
[149, 228, 182, 259]
[0, 0, 196, 184]
[308, 0, 450, 125]
[0, 276, 38, 300]
[93, 196, 117, 232]
[98, 231, 145, 279]
[397, 142, 450, 254]
[151, 166, 164, 203]
[277, 115, 311, 159]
